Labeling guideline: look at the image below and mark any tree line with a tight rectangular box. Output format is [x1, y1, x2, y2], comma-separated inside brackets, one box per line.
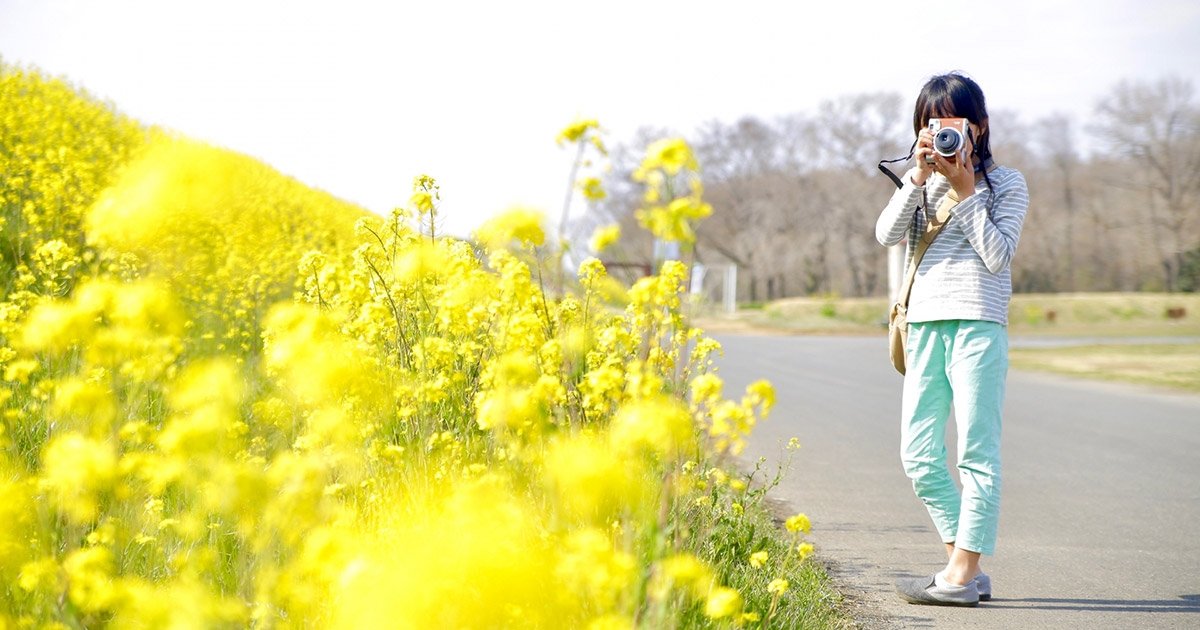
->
[576, 76, 1200, 300]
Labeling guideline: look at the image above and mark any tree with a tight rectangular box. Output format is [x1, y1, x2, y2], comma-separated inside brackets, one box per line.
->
[1091, 77, 1200, 290]
[1179, 242, 1200, 292]
[814, 92, 908, 174]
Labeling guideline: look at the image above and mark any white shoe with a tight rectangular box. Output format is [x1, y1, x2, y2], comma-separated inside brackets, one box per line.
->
[975, 573, 991, 601]
[896, 574, 980, 607]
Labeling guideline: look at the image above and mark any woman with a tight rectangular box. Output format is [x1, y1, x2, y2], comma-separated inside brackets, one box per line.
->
[875, 72, 1029, 607]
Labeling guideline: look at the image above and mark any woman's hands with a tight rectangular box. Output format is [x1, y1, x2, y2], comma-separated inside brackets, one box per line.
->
[912, 125, 977, 201]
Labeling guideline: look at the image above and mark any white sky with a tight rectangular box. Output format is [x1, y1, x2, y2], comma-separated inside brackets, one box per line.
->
[3, 0, 1199, 237]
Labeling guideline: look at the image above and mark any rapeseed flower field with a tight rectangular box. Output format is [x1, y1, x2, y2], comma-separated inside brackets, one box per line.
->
[0, 61, 848, 629]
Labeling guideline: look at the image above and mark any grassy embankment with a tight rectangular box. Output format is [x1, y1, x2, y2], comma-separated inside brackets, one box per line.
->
[0, 62, 859, 629]
[693, 293, 1200, 392]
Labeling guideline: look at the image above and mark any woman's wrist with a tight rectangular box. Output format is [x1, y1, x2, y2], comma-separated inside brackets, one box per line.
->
[910, 170, 929, 187]
[953, 181, 975, 200]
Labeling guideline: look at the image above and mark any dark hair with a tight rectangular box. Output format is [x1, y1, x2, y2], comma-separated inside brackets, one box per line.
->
[912, 72, 992, 163]
[913, 72, 995, 200]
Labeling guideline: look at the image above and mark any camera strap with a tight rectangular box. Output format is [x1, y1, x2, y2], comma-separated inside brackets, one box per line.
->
[974, 156, 995, 174]
[877, 139, 917, 189]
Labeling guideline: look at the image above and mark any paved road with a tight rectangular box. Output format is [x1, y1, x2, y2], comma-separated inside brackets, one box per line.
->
[713, 334, 1200, 629]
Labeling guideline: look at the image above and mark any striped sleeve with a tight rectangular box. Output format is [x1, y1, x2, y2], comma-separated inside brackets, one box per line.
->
[875, 167, 924, 247]
[952, 168, 1028, 274]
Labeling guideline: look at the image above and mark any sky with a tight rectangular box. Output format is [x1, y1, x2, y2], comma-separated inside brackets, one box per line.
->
[2, 0, 1199, 237]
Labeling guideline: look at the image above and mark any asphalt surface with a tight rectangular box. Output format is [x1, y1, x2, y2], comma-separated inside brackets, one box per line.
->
[713, 334, 1200, 630]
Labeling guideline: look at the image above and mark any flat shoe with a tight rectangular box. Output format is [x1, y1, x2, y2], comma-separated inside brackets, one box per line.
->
[895, 574, 980, 607]
[975, 573, 991, 601]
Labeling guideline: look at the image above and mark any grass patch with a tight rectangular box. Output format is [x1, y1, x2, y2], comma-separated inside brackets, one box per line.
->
[1009, 343, 1200, 392]
[679, 456, 857, 629]
[704, 505, 855, 629]
[692, 293, 1200, 337]
[1007, 293, 1200, 336]
[694, 297, 889, 334]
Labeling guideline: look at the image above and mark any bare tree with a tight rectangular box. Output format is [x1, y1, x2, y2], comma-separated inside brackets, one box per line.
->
[1091, 76, 1200, 290]
[809, 93, 907, 296]
[693, 116, 791, 300]
[1042, 113, 1080, 291]
[815, 92, 909, 173]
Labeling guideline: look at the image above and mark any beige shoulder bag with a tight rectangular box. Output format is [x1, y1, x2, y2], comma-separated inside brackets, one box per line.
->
[888, 188, 958, 375]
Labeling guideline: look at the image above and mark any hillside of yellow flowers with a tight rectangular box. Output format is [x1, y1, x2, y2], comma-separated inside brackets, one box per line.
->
[0, 60, 850, 629]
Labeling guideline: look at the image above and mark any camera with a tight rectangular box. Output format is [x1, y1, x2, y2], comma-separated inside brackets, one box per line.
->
[925, 118, 970, 163]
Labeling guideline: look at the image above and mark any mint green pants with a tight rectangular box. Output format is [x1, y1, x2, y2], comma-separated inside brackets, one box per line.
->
[901, 320, 1007, 556]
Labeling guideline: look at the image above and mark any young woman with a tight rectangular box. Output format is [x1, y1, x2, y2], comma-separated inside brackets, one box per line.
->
[875, 72, 1029, 607]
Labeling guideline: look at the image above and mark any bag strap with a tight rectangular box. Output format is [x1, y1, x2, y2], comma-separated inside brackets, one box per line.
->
[897, 187, 958, 307]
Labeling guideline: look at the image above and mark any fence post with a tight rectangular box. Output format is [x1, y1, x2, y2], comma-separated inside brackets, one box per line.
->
[724, 265, 737, 314]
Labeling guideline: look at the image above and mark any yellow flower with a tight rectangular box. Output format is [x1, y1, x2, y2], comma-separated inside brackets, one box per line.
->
[262, 303, 388, 412]
[635, 138, 698, 178]
[475, 206, 546, 250]
[0, 470, 35, 576]
[413, 173, 439, 194]
[785, 513, 811, 535]
[3, 61, 801, 626]
[797, 542, 815, 560]
[704, 586, 742, 619]
[543, 432, 651, 522]
[557, 117, 601, 146]
[555, 528, 636, 610]
[168, 358, 242, 413]
[52, 377, 117, 435]
[63, 546, 118, 613]
[749, 551, 769, 568]
[578, 363, 624, 418]
[84, 525, 114, 551]
[745, 379, 776, 416]
[651, 554, 712, 601]
[767, 578, 789, 595]
[578, 176, 607, 201]
[475, 385, 542, 431]
[393, 240, 452, 284]
[610, 396, 694, 459]
[410, 191, 435, 215]
[706, 400, 752, 455]
[330, 477, 558, 629]
[17, 556, 60, 594]
[689, 373, 723, 405]
[635, 195, 712, 245]
[578, 256, 607, 282]
[42, 432, 118, 523]
[589, 224, 620, 252]
[3, 358, 40, 383]
[587, 615, 633, 630]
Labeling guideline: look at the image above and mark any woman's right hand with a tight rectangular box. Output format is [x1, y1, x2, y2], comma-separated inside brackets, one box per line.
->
[911, 127, 934, 186]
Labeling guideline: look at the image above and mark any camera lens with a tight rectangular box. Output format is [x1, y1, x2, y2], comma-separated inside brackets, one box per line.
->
[933, 128, 963, 156]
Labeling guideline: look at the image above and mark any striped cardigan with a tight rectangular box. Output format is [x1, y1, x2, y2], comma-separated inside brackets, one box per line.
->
[876, 165, 1029, 326]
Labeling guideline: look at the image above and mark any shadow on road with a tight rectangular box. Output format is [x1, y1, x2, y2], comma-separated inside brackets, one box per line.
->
[991, 593, 1200, 614]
